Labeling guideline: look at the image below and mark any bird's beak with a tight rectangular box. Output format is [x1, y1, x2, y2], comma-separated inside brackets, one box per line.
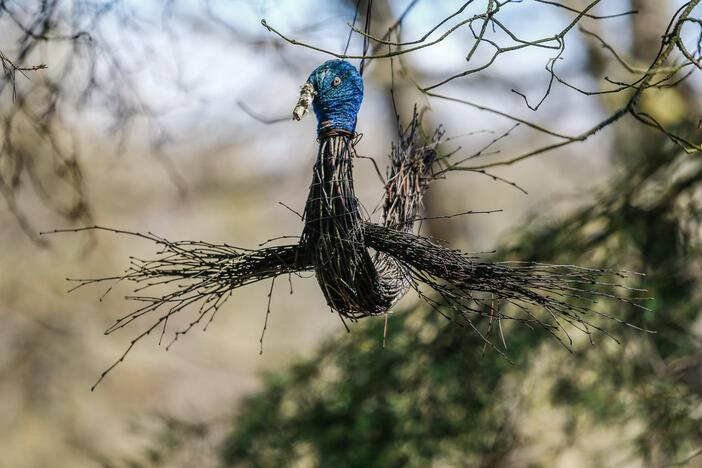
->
[293, 82, 315, 121]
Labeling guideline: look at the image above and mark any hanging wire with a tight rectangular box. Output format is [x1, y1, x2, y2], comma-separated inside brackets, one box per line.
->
[359, 0, 373, 75]
[344, 0, 362, 55]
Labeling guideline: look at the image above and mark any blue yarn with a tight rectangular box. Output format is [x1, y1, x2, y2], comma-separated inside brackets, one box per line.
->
[306, 60, 364, 136]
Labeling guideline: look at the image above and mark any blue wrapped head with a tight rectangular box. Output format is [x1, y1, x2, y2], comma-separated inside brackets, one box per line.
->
[294, 60, 364, 136]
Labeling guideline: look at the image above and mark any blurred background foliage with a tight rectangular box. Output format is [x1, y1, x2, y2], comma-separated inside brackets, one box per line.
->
[1, 0, 701, 467]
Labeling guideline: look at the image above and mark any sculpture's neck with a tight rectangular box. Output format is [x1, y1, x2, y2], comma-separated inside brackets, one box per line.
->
[304, 131, 359, 241]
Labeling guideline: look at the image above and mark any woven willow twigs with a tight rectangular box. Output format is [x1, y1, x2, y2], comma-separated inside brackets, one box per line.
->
[53, 215, 650, 389]
[46, 226, 311, 389]
[363, 221, 651, 352]
[299, 107, 443, 319]
[52, 109, 651, 388]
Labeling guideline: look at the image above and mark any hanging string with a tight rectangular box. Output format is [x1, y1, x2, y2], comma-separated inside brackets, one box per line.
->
[344, 0, 362, 55]
[359, 0, 373, 75]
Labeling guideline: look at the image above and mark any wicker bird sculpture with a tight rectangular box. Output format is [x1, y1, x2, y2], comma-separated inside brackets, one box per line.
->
[296, 60, 417, 318]
[57, 60, 648, 389]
